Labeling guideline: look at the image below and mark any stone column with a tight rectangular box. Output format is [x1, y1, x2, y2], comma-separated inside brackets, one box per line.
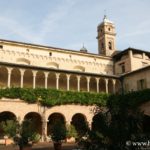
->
[88, 119, 92, 130]
[86, 77, 91, 92]
[112, 79, 116, 94]
[96, 78, 100, 93]
[66, 74, 70, 91]
[20, 69, 25, 88]
[41, 119, 48, 142]
[41, 105, 48, 142]
[105, 78, 108, 94]
[7, 68, 12, 88]
[32, 71, 37, 89]
[56, 73, 60, 90]
[44, 72, 49, 89]
[77, 75, 81, 92]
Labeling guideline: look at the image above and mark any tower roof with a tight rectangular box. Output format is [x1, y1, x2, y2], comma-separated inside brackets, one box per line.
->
[103, 15, 113, 24]
[80, 44, 88, 53]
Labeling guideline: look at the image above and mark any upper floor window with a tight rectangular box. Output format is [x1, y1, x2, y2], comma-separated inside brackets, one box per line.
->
[119, 63, 125, 73]
[108, 42, 112, 50]
[137, 79, 147, 90]
[49, 52, 52, 56]
[0, 45, 3, 49]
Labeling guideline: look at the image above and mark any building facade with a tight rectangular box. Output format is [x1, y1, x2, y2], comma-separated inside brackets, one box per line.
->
[0, 16, 150, 141]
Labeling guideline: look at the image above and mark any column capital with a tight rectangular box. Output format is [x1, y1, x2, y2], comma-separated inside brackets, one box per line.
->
[55, 73, 60, 79]
[44, 72, 49, 78]
[7, 67, 12, 74]
[77, 75, 81, 80]
[20, 69, 25, 75]
[66, 74, 71, 79]
[32, 70, 37, 76]
[96, 77, 100, 83]
[112, 79, 116, 85]
[86, 76, 91, 82]
[105, 78, 109, 84]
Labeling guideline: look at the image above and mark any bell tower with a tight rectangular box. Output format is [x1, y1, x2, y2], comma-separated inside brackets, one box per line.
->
[97, 16, 116, 56]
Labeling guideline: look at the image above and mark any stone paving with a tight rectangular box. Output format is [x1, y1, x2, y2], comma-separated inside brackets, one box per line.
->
[0, 142, 78, 150]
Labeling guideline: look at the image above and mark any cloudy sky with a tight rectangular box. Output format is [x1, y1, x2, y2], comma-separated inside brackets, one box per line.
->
[0, 0, 149, 53]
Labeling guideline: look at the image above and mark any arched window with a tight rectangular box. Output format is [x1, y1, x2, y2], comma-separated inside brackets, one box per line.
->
[16, 58, 30, 65]
[108, 41, 112, 50]
[46, 62, 59, 69]
[73, 66, 85, 72]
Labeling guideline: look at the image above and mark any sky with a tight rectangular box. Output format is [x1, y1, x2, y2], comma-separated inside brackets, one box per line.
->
[0, 0, 150, 54]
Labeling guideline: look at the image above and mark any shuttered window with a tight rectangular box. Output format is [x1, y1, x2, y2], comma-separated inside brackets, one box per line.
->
[137, 79, 147, 90]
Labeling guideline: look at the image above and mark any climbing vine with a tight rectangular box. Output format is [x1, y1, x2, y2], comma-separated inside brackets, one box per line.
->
[0, 88, 150, 108]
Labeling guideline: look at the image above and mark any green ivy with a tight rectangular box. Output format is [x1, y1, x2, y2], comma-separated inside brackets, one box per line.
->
[0, 88, 150, 108]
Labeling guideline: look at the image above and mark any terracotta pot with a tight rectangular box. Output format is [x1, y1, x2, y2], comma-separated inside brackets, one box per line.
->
[54, 142, 62, 150]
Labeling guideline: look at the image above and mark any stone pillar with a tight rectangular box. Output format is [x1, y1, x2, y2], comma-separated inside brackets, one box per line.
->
[32, 71, 37, 89]
[44, 72, 49, 89]
[7, 68, 12, 88]
[56, 73, 60, 90]
[105, 78, 108, 94]
[41, 119, 48, 142]
[66, 74, 70, 91]
[96, 78, 100, 93]
[20, 69, 25, 88]
[88, 119, 92, 130]
[112, 79, 116, 94]
[77, 75, 81, 92]
[86, 77, 91, 92]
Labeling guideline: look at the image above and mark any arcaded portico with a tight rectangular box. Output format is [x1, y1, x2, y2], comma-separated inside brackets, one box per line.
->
[0, 99, 96, 140]
[0, 64, 121, 94]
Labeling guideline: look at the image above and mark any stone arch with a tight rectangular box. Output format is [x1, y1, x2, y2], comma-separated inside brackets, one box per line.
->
[71, 113, 88, 137]
[36, 71, 45, 88]
[80, 76, 87, 92]
[70, 74, 77, 91]
[16, 58, 30, 65]
[11, 68, 21, 87]
[90, 77, 97, 92]
[92, 113, 104, 132]
[99, 78, 106, 93]
[108, 41, 113, 50]
[24, 69, 33, 88]
[73, 66, 85, 72]
[0, 111, 17, 137]
[59, 73, 67, 90]
[47, 72, 56, 89]
[108, 79, 113, 94]
[47, 113, 66, 135]
[24, 112, 42, 135]
[46, 62, 59, 69]
[0, 66, 8, 88]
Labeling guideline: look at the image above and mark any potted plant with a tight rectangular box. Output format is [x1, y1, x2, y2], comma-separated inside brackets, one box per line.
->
[1, 118, 41, 150]
[14, 119, 39, 150]
[50, 121, 67, 150]
[0, 120, 17, 145]
[66, 124, 78, 143]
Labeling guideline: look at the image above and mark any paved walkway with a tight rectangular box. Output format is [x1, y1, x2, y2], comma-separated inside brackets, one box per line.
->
[0, 142, 78, 150]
